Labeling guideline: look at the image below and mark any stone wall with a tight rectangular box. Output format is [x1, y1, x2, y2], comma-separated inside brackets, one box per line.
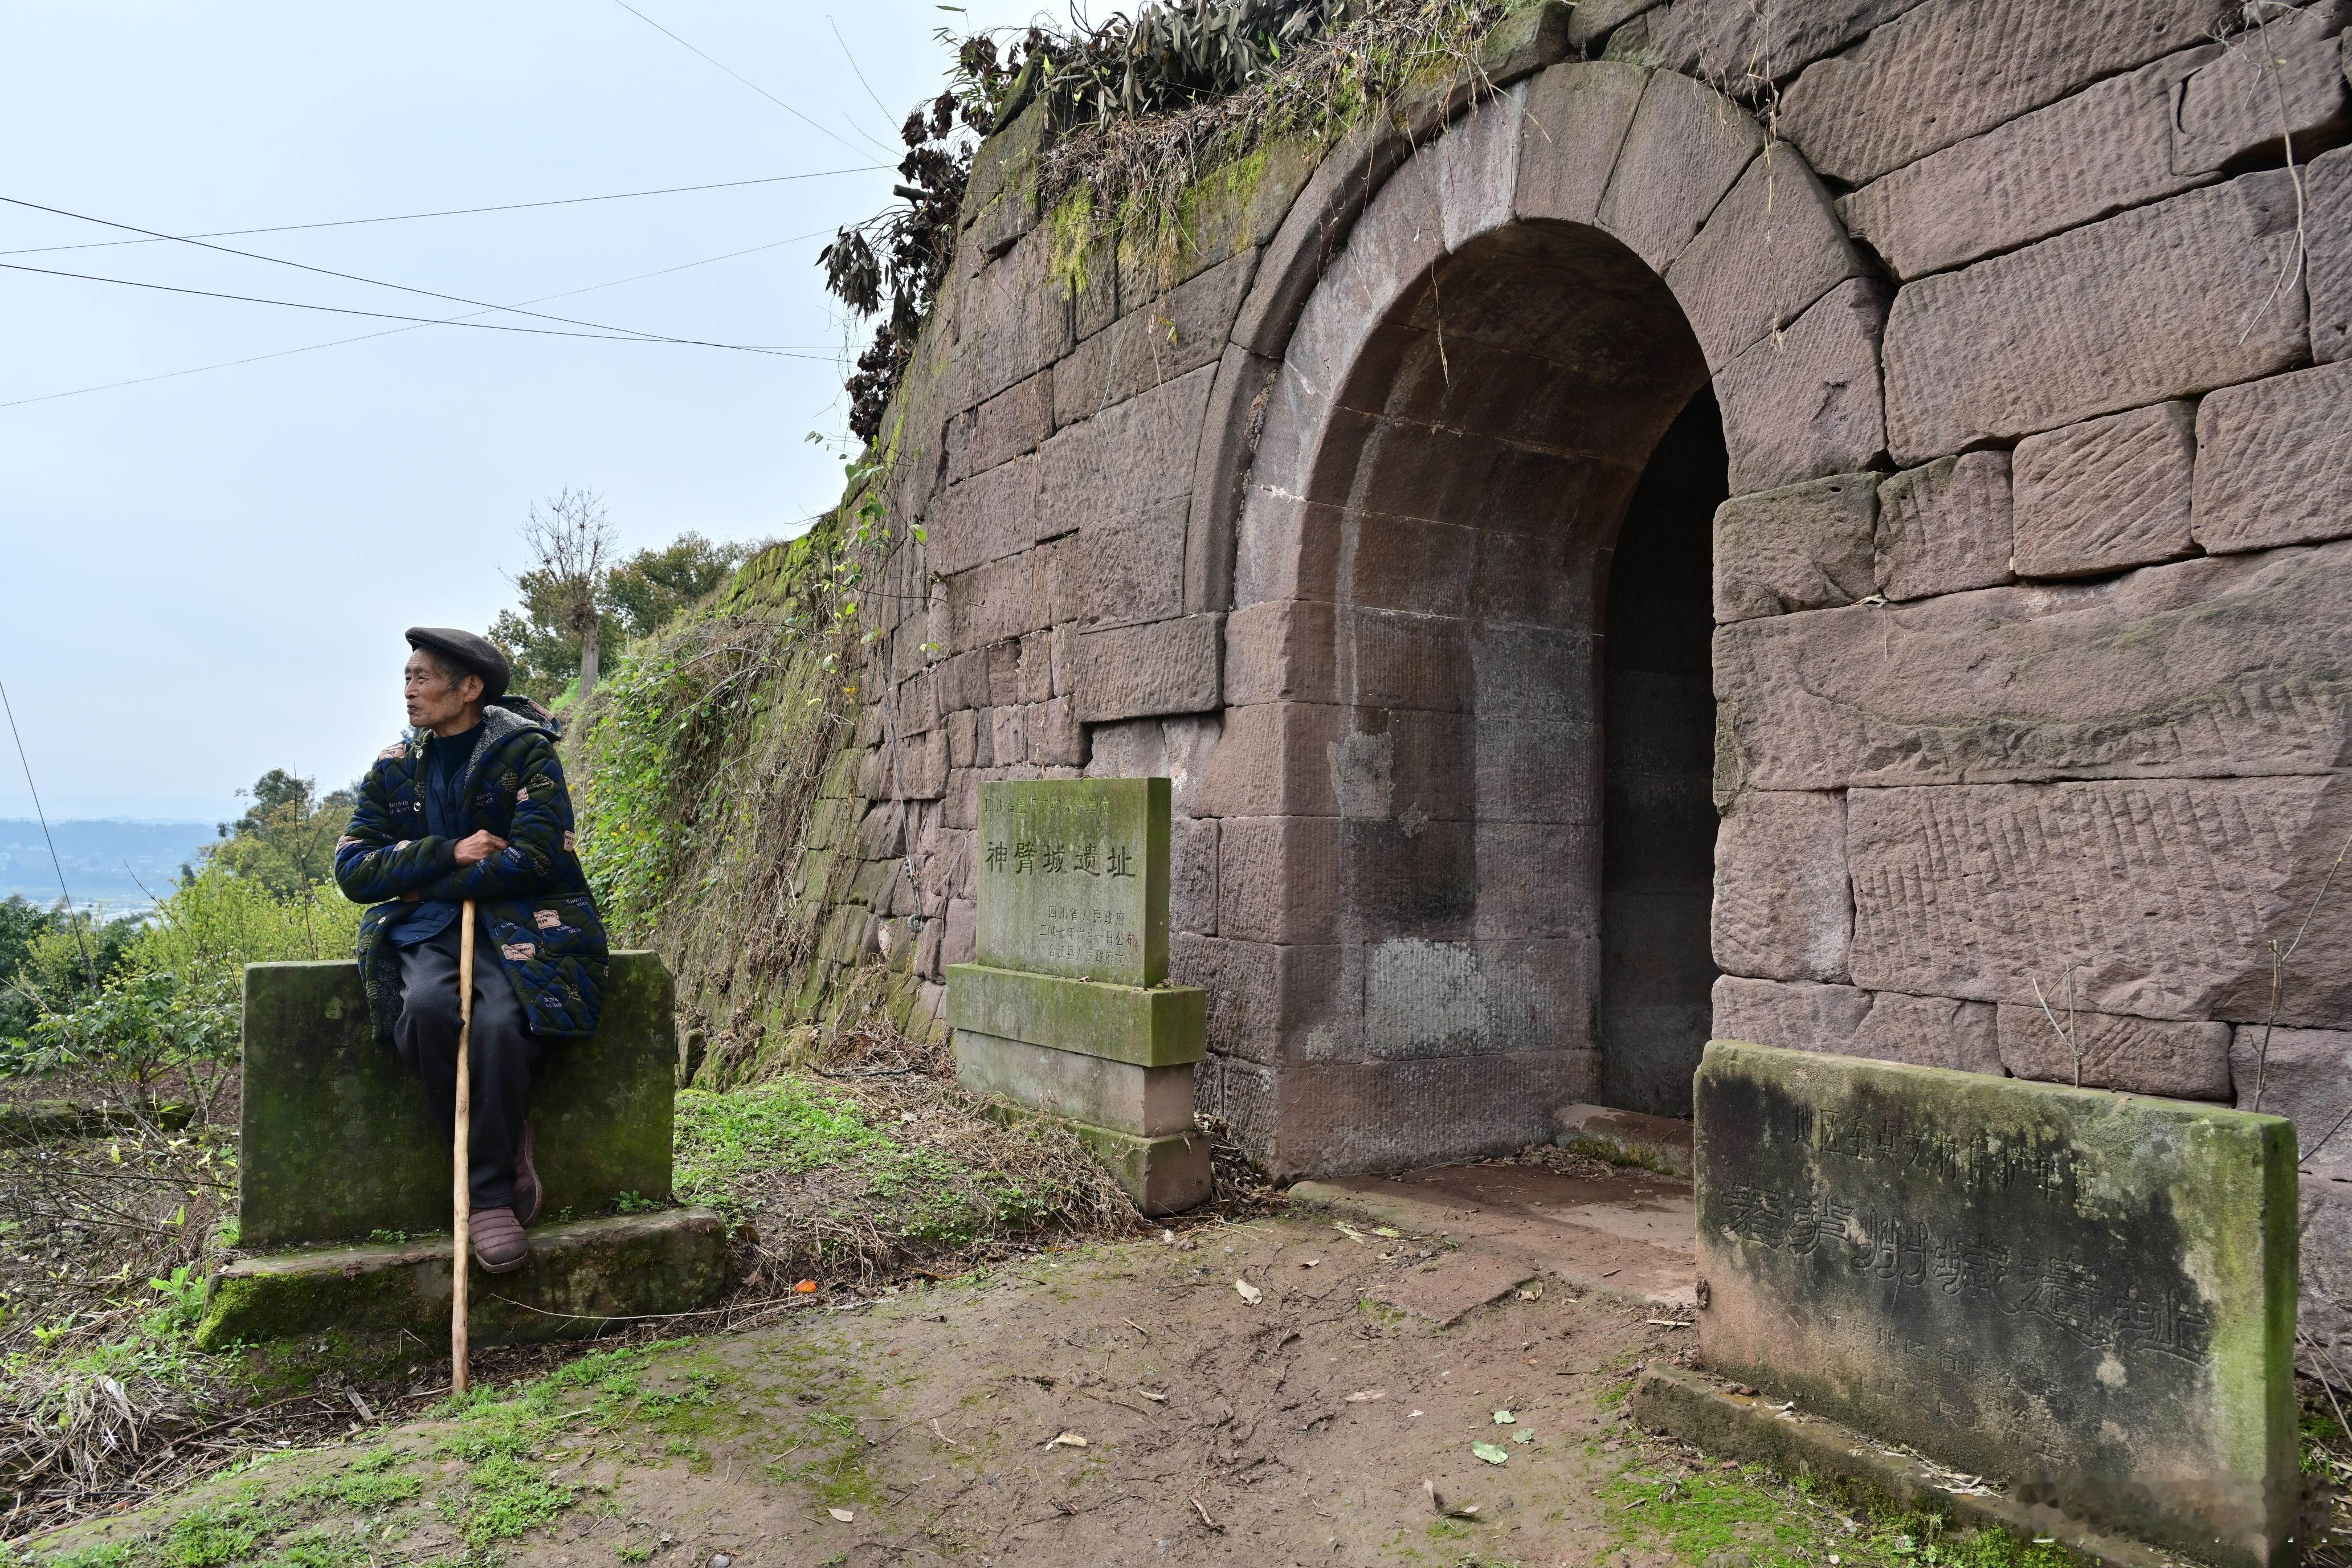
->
[784, 0, 2352, 1356]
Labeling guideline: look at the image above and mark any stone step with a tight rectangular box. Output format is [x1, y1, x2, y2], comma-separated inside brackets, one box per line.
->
[1553, 1102, 1695, 1178]
[195, 1208, 730, 1351]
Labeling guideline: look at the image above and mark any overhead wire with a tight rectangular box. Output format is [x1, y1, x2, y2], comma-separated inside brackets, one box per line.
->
[0, 166, 887, 258]
[828, 15, 905, 138]
[0, 192, 786, 349]
[606, 0, 901, 162]
[0, 229, 846, 410]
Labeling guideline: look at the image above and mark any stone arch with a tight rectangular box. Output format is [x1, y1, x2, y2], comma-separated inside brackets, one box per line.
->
[1200, 63, 1884, 1174]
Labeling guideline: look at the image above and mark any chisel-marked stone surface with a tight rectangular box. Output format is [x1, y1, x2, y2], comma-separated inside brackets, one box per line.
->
[2011, 401, 2198, 578]
[1696, 1041, 2298, 1568]
[1710, 975, 2001, 1076]
[1873, 451, 2012, 601]
[2193, 361, 2352, 554]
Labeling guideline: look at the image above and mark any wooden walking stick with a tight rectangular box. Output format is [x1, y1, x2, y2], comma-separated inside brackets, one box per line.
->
[452, 897, 476, 1394]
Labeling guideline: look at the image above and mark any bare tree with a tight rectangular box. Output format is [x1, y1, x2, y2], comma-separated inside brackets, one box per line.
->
[513, 489, 616, 700]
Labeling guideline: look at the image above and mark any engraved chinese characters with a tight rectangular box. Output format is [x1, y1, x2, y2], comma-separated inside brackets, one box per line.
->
[1695, 1042, 2298, 1568]
[975, 778, 1169, 987]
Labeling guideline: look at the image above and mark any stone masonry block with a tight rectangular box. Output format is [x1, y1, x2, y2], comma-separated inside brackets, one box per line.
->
[1664, 153, 1867, 369]
[1052, 251, 1250, 430]
[1642, 0, 1922, 92]
[2232, 1026, 2352, 1177]
[1710, 974, 2003, 1076]
[1039, 364, 1219, 538]
[1224, 598, 1339, 706]
[945, 552, 1042, 654]
[1846, 776, 2352, 1025]
[1172, 814, 1217, 934]
[1714, 540, 2352, 797]
[1837, 44, 2220, 281]
[1563, 0, 1659, 48]
[2173, 1, 2352, 175]
[1171, 934, 1357, 1065]
[1028, 696, 1083, 767]
[1713, 279, 1888, 495]
[2194, 360, 2352, 553]
[1594, 70, 1763, 274]
[1882, 172, 2309, 462]
[2314, 144, 2352, 362]
[1778, 0, 2230, 185]
[944, 963, 1204, 1067]
[1269, 1052, 1594, 1179]
[1216, 816, 1341, 944]
[1875, 451, 2014, 601]
[2297, 1174, 2352, 1388]
[1054, 495, 1189, 630]
[1072, 614, 1223, 722]
[1018, 631, 1054, 703]
[240, 955, 673, 1248]
[988, 705, 1026, 767]
[1513, 61, 1646, 227]
[1713, 472, 1879, 624]
[2011, 400, 2199, 578]
[1712, 790, 1851, 983]
[1995, 1005, 2232, 1099]
[1188, 702, 1341, 820]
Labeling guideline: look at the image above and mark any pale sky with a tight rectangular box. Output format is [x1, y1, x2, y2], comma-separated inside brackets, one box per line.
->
[0, 1, 1037, 820]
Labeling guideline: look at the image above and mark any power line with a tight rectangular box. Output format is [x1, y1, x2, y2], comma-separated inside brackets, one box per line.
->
[829, 15, 904, 138]
[0, 256, 826, 353]
[0, 166, 887, 259]
[607, 0, 900, 163]
[0, 680, 95, 982]
[1, 230, 847, 410]
[0, 192, 777, 349]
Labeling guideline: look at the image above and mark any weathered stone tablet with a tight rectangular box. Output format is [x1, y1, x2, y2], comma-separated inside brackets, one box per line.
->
[1696, 1041, 2297, 1568]
[975, 777, 1169, 987]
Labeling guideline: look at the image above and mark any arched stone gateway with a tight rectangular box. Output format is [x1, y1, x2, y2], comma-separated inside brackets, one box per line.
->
[1204, 65, 1878, 1170]
[809, 6, 2352, 1353]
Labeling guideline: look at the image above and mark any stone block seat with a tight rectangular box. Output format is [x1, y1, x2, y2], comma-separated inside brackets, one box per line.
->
[196, 952, 726, 1350]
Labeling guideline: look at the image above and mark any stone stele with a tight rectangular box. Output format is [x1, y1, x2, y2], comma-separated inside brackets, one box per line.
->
[951, 777, 1210, 1214]
[239, 952, 677, 1248]
[1694, 1041, 2297, 1568]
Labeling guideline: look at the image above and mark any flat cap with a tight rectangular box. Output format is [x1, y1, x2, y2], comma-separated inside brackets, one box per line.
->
[405, 626, 511, 702]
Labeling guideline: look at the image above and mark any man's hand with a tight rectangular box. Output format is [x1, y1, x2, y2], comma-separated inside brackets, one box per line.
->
[453, 830, 510, 867]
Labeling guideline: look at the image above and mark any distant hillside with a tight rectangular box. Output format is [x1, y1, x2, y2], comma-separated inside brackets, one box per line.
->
[0, 819, 222, 912]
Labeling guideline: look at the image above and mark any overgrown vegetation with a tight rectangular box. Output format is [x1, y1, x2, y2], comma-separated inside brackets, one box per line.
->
[824, 0, 1515, 438]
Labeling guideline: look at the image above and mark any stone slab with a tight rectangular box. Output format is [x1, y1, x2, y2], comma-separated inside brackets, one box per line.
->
[1836, 43, 2219, 281]
[2011, 401, 2198, 578]
[1694, 1040, 2298, 1568]
[1777, 0, 2229, 186]
[1710, 975, 2003, 1077]
[1882, 172, 2309, 463]
[2193, 360, 2352, 554]
[194, 1208, 728, 1351]
[1365, 1246, 1538, 1325]
[1713, 540, 2352, 797]
[1045, 1113, 1211, 1216]
[942, 962, 1204, 1067]
[952, 1027, 1197, 1138]
[2232, 1025, 2352, 1178]
[1553, 1102, 1694, 1179]
[1873, 451, 2013, 601]
[1712, 472, 1878, 624]
[975, 777, 1170, 986]
[1994, 1004, 2233, 1100]
[1631, 1365, 2188, 1568]
[2297, 1174, 2352, 1386]
[1845, 776, 2352, 1026]
[239, 953, 675, 1250]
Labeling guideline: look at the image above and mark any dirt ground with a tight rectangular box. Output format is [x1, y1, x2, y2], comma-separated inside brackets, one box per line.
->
[28, 1199, 1883, 1568]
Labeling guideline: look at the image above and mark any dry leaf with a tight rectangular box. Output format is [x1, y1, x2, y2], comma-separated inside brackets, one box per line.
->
[1044, 1431, 1088, 1449]
[1471, 1442, 1510, 1465]
[1512, 1430, 1535, 1445]
[1373, 1226, 1403, 1238]
[1333, 1222, 1370, 1243]
[1345, 1389, 1386, 1403]
[1492, 1409, 1516, 1425]
[1234, 1279, 1263, 1305]
[827, 1508, 855, 1522]
[1137, 1389, 1169, 1403]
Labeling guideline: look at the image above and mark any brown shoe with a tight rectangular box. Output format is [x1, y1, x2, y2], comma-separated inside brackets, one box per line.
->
[513, 1123, 542, 1227]
[471, 1207, 530, 1273]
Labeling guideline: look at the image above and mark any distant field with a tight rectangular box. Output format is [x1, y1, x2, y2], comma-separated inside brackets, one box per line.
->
[0, 819, 222, 912]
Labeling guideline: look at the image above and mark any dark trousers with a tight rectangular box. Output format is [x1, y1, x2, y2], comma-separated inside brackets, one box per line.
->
[392, 921, 537, 1212]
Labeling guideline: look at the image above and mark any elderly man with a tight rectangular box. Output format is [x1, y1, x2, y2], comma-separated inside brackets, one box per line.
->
[334, 628, 609, 1272]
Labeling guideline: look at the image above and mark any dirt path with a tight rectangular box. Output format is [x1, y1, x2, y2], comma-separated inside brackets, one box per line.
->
[23, 1182, 1938, 1568]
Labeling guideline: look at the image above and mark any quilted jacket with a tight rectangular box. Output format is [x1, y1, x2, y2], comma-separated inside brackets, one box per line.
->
[335, 701, 609, 1042]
